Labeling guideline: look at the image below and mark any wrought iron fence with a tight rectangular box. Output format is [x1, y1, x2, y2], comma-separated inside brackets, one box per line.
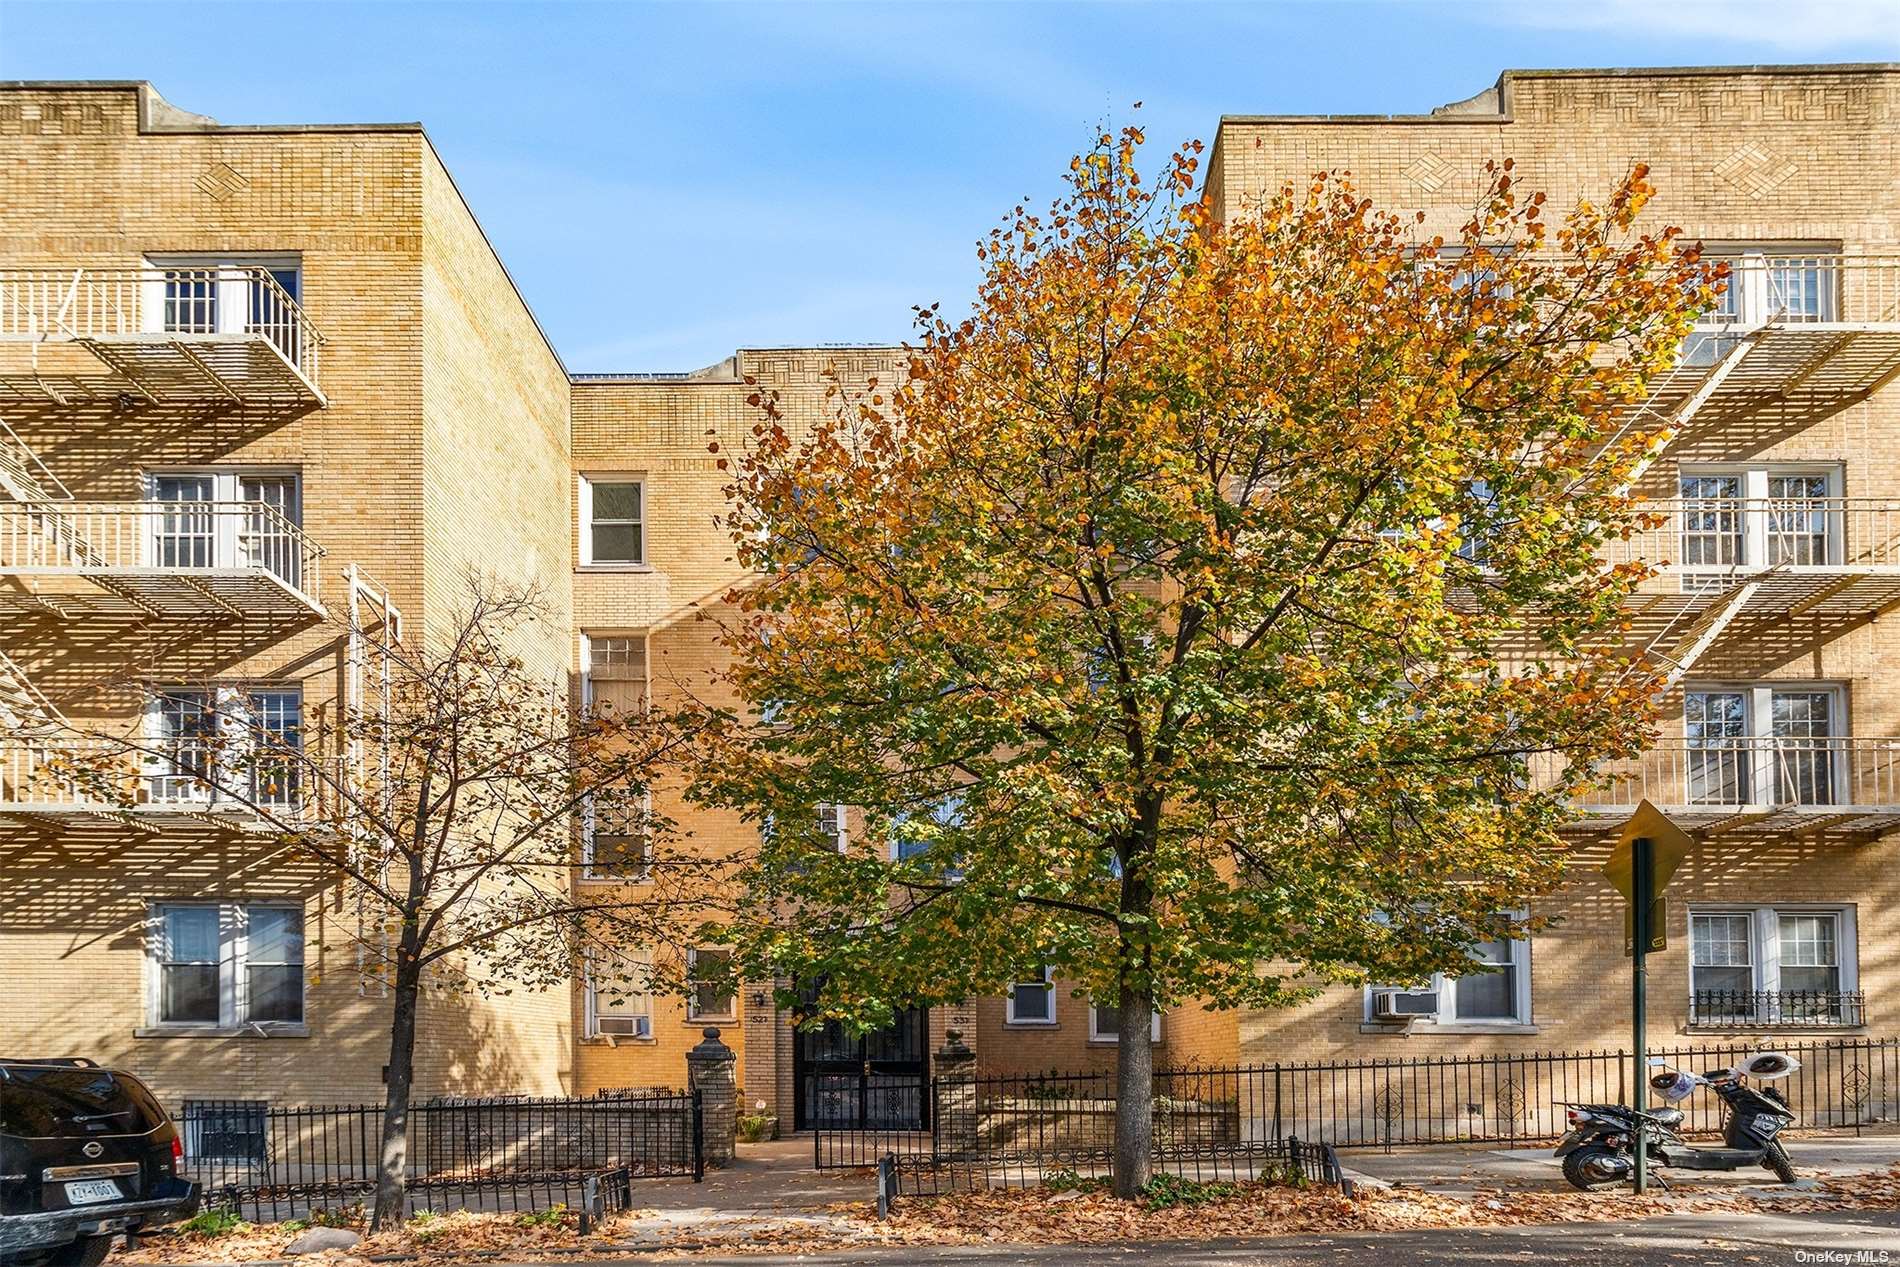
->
[818, 1037, 1898, 1172]
[177, 1090, 701, 1222]
[880, 1134, 1347, 1203]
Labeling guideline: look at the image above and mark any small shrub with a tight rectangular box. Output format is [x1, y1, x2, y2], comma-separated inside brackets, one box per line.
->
[515, 1203, 570, 1229]
[737, 1111, 776, 1143]
[180, 1208, 249, 1238]
[1040, 1168, 1108, 1194]
[1139, 1173, 1239, 1210]
[408, 1210, 445, 1242]
[307, 1202, 364, 1229]
[277, 1218, 309, 1233]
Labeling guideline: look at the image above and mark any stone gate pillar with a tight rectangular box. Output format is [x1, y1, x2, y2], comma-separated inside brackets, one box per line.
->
[686, 1026, 738, 1167]
[933, 1029, 979, 1159]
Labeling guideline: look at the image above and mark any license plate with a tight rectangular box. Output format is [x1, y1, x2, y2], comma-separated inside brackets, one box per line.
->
[64, 1179, 122, 1205]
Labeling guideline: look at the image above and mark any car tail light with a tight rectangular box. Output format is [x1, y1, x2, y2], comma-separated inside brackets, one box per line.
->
[171, 1135, 183, 1174]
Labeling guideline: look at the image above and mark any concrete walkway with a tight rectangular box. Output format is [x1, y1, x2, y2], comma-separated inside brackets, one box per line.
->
[1337, 1125, 1900, 1195]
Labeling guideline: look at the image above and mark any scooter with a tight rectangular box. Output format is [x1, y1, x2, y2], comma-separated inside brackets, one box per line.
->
[1554, 1051, 1802, 1190]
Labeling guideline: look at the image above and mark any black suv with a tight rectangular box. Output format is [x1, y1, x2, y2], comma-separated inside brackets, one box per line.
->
[1, 1060, 199, 1266]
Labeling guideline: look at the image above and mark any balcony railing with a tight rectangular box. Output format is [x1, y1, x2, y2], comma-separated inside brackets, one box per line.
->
[1689, 989, 1865, 1029]
[0, 500, 323, 605]
[1573, 736, 1900, 811]
[1, 733, 312, 816]
[1695, 253, 1900, 329]
[0, 266, 324, 392]
[1605, 498, 1900, 577]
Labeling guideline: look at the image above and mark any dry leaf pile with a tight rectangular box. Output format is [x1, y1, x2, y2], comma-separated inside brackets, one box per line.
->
[112, 1166, 1900, 1263]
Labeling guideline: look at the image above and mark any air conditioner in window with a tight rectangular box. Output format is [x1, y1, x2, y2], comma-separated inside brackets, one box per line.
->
[1371, 990, 1439, 1023]
[597, 1015, 652, 1039]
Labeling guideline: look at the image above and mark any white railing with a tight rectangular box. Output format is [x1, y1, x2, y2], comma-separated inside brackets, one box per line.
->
[0, 734, 310, 813]
[1571, 736, 1900, 811]
[0, 500, 324, 604]
[1604, 498, 1900, 576]
[1701, 253, 1900, 327]
[0, 266, 324, 385]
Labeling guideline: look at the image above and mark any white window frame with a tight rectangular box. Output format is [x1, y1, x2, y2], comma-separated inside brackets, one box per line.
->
[141, 253, 302, 337]
[1363, 914, 1533, 1028]
[583, 949, 655, 1040]
[580, 787, 654, 883]
[1005, 966, 1057, 1026]
[1676, 464, 1844, 573]
[143, 685, 302, 809]
[816, 803, 848, 852]
[145, 900, 305, 1030]
[685, 947, 738, 1022]
[1088, 1004, 1162, 1044]
[143, 468, 303, 575]
[1682, 682, 1846, 807]
[1689, 904, 1858, 1003]
[578, 475, 645, 567]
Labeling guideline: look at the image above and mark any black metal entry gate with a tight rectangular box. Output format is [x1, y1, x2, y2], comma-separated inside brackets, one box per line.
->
[796, 1006, 928, 1135]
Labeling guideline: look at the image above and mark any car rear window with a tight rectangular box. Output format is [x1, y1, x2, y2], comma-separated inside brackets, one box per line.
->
[0, 1067, 163, 1137]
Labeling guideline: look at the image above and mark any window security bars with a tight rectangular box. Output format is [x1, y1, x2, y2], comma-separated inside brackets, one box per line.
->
[175, 1091, 703, 1222]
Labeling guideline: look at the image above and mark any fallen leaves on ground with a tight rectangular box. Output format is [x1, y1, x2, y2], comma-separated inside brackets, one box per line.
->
[112, 1166, 1900, 1263]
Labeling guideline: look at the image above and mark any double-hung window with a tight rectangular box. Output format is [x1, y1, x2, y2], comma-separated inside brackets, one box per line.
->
[585, 949, 654, 1039]
[146, 254, 304, 367]
[1676, 465, 1841, 580]
[1005, 966, 1056, 1025]
[1088, 1003, 1162, 1043]
[580, 477, 644, 566]
[686, 948, 736, 1022]
[146, 470, 304, 590]
[1690, 906, 1858, 1026]
[581, 786, 654, 883]
[1684, 684, 1842, 807]
[1366, 913, 1532, 1026]
[150, 901, 305, 1028]
[147, 687, 303, 809]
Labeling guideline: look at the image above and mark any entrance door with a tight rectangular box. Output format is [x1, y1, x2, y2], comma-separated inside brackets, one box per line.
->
[794, 1005, 928, 1131]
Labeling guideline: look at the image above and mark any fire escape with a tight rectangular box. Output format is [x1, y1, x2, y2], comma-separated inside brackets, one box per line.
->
[1577, 252, 1900, 838]
[0, 265, 330, 824]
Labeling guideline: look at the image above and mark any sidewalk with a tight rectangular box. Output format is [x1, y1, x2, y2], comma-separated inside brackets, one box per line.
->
[1337, 1125, 1900, 1196]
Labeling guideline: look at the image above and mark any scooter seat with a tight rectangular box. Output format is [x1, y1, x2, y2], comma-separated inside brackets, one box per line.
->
[1647, 1107, 1685, 1127]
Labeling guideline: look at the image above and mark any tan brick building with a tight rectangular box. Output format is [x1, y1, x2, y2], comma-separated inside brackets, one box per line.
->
[1, 65, 1896, 1133]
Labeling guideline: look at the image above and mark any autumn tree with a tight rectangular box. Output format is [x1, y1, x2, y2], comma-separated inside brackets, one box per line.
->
[693, 127, 1719, 1194]
[62, 582, 709, 1226]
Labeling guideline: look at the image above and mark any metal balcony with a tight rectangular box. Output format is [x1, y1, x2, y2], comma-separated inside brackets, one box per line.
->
[0, 733, 311, 825]
[1566, 735, 1900, 837]
[0, 500, 325, 623]
[1638, 253, 1900, 435]
[1610, 497, 1900, 623]
[1688, 989, 1865, 1030]
[0, 267, 325, 406]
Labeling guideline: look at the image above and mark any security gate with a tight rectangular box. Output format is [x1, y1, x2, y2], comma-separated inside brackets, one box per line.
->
[795, 1006, 928, 1134]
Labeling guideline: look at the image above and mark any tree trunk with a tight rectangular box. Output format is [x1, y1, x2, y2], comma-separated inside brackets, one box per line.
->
[1110, 981, 1155, 1199]
[371, 942, 423, 1231]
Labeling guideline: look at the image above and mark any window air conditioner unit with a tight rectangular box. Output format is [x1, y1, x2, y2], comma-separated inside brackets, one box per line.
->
[1372, 990, 1439, 1022]
[597, 1015, 653, 1039]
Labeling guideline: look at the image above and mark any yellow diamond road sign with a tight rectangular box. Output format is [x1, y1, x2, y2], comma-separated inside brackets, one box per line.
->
[1601, 799, 1695, 902]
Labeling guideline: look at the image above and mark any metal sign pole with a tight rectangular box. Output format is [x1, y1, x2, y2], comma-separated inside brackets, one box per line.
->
[1631, 835, 1653, 1195]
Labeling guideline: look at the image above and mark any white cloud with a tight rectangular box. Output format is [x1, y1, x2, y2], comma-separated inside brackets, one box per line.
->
[1479, 0, 1900, 53]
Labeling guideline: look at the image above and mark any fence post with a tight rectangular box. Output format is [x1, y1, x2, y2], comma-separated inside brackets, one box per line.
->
[686, 1027, 737, 1169]
[1272, 1065, 1283, 1140]
[579, 1174, 598, 1236]
[876, 1153, 895, 1219]
[932, 1030, 978, 1161]
[691, 1090, 706, 1182]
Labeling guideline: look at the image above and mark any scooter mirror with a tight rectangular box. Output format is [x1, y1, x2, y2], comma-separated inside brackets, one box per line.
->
[1734, 1052, 1801, 1081]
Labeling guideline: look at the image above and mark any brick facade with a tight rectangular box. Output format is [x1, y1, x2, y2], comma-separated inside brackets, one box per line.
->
[2, 66, 1896, 1124]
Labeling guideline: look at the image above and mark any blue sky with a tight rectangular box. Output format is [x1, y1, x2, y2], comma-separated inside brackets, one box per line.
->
[4, 1, 1897, 372]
